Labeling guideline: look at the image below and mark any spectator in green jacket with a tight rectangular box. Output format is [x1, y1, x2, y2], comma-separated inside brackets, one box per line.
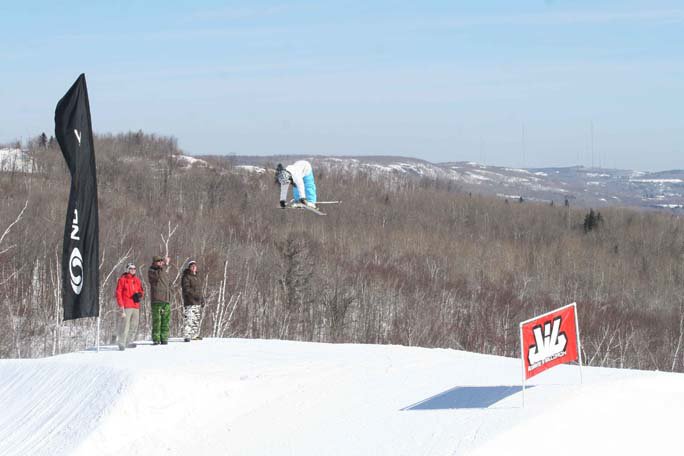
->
[148, 255, 171, 345]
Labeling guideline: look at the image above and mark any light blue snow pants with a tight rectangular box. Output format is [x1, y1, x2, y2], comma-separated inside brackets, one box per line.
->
[293, 172, 317, 204]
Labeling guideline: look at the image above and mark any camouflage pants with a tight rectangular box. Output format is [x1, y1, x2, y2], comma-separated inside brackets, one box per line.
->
[151, 301, 171, 343]
[183, 305, 202, 339]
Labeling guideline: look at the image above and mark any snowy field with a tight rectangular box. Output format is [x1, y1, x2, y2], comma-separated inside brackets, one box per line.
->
[0, 338, 682, 455]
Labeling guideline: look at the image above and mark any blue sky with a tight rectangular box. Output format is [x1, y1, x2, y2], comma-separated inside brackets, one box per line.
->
[1, 1, 682, 171]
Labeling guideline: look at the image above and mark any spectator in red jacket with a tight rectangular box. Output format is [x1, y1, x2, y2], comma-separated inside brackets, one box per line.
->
[115, 262, 144, 351]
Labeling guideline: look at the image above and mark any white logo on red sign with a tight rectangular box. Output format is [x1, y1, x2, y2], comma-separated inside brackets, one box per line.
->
[528, 317, 567, 370]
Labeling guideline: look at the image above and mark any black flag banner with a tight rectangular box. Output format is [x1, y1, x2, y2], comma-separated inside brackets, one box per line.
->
[55, 74, 100, 320]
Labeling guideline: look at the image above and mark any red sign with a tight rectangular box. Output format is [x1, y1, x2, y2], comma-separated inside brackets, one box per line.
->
[520, 303, 580, 380]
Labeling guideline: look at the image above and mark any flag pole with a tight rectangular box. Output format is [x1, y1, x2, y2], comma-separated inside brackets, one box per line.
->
[573, 302, 583, 384]
[520, 322, 526, 408]
[96, 316, 101, 352]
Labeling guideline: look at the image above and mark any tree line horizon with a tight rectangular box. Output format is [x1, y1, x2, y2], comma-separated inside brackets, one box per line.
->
[1, 130, 683, 374]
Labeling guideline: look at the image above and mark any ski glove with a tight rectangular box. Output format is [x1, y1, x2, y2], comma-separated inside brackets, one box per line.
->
[132, 292, 142, 303]
[280, 200, 287, 208]
[299, 198, 307, 205]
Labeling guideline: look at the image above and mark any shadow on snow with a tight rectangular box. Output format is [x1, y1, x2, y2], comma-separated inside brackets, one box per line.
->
[402, 385, 528, 410]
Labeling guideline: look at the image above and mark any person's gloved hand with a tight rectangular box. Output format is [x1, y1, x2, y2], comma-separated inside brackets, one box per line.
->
[132, 292, 142, 303]
[280, 200, 287, 208]
[299, 198, 307, 205]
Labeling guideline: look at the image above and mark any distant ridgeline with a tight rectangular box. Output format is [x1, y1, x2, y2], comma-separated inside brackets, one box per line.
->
[227, 155, 684, 212]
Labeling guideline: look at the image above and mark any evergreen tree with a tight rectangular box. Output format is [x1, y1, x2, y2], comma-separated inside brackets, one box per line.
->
[583, 209, 604, 232]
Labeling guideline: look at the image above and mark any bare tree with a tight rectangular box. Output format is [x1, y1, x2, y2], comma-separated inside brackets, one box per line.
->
[0, 199, 28, 255]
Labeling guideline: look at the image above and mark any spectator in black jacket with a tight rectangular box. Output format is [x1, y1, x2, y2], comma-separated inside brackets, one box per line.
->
[181, 260, 204, 342]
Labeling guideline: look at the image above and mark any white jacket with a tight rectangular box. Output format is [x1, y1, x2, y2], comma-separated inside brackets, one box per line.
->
[279, 160, 312, 202]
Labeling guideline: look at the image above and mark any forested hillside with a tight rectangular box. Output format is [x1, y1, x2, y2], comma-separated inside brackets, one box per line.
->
[1, 132, 683, 372]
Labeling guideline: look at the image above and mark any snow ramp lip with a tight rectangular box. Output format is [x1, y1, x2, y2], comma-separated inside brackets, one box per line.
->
[0, 360, 133, 456]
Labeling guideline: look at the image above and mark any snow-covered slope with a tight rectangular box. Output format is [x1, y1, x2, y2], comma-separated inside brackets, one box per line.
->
[0, 338, 682, 455]
[173, 153, 209, 168]
[0, 148, 32, 172]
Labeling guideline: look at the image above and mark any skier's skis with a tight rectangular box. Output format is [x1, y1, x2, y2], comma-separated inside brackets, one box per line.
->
[279, 199, 338, 215]
[284, 203, 327, 216]
[314, 201, 342, 205]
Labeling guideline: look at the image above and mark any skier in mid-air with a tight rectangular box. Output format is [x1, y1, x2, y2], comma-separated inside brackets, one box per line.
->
[276, 160, 317, 209]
